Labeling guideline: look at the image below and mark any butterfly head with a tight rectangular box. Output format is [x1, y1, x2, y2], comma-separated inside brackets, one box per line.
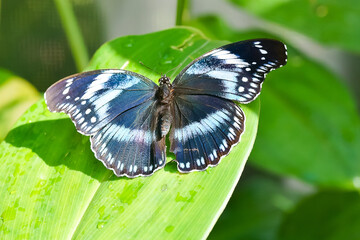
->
[157, 75, 173, 103]
[159, 75, 172, 88]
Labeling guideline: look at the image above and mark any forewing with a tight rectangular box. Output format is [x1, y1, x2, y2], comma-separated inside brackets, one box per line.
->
[45, 69, 157, 135]
[90, 100, 166, 178]
[172, 39, 287, 103]
[170, 95, 245, 172]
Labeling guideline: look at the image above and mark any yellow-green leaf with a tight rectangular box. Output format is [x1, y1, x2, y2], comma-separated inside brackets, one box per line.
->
[0, 69, 40, 140]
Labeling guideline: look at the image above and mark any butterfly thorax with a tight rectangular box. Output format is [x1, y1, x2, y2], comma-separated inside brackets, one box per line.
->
[157, 75, 173, 104]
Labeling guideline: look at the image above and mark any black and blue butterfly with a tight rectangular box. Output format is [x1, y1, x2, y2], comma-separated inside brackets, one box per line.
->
[45, 39, 287, 178]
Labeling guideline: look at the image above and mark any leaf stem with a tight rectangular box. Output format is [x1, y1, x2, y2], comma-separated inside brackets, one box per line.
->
[176, 0, 190, 25]
[53, 0, 89, 71]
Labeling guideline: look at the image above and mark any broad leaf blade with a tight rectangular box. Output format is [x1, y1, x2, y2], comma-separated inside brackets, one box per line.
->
[229, 0, 360, 54]
[186, 16, 360, 188]
[0, 27, 260, 239]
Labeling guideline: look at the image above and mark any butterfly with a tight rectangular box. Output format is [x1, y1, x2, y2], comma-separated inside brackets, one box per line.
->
[45, 39, 287, 178]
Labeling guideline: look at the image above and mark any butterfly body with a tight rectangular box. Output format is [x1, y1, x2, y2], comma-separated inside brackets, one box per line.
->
[45, 39, 287, 178]
[154, 75, 173, 139]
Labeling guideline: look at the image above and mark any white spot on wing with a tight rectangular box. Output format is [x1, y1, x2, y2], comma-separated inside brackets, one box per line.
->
[216, 53, 238, 60]
[63, 88, 69, 95]
[78, 117, 84, 124]
[250, 83, 258, 88]
[249, 88, 257, 93]
[224, 58, 246, 65]
[213, 149, 218, 158]
[220, 144, 225, 152]
[222, 139, 228, 148]
[207, 71, 238, 82]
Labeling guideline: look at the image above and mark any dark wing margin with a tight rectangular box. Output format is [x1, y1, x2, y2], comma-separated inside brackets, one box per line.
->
[45, 69, 157, 135]
[172, 39, 287, 103]
[169, 94, 245, 172]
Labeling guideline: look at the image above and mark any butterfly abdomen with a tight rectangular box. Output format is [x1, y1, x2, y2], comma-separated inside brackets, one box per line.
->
[156, 105, 172, 140]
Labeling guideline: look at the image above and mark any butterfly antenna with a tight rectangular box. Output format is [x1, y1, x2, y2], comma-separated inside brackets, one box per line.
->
[139, 61, 162, 76]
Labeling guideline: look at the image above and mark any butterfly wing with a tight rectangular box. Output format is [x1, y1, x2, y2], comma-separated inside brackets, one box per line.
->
[169, 94, 245, 172]
[90, 100, 166, 177]
[170, 39, 287, 172]
[172, 39, 287, 103]
[45, 69, 165, 177]
[45, 69, 157, 135]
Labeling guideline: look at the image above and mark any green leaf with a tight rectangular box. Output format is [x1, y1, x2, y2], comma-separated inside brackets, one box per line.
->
[0, 68, 40, 141]
[278, 191, 360, 240]
[0, 27, 260, 239]
[229, 0, 360, 54]
[208, 169, 307, 240]
[186, 16, 360, 188]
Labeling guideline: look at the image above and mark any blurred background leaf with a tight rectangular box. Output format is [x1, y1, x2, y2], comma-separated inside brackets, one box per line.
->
[279, 191, 360, 240]
[0, 0, 104, 91]
[229, 0, 360, 54]
[0, 69, 40, 141]
[186, 15, 360, 188]
[208, 168, 311, 240]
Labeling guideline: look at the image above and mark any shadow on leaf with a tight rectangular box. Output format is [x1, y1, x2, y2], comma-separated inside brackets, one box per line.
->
[5, 119, 115, 181]
[5, 118, 182, 181]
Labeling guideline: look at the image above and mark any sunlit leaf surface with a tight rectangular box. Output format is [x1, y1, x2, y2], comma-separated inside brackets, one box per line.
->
[0, 27, 259, 239]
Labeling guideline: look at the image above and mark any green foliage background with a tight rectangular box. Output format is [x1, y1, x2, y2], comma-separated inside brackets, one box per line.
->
[0, 0, 359, 239]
